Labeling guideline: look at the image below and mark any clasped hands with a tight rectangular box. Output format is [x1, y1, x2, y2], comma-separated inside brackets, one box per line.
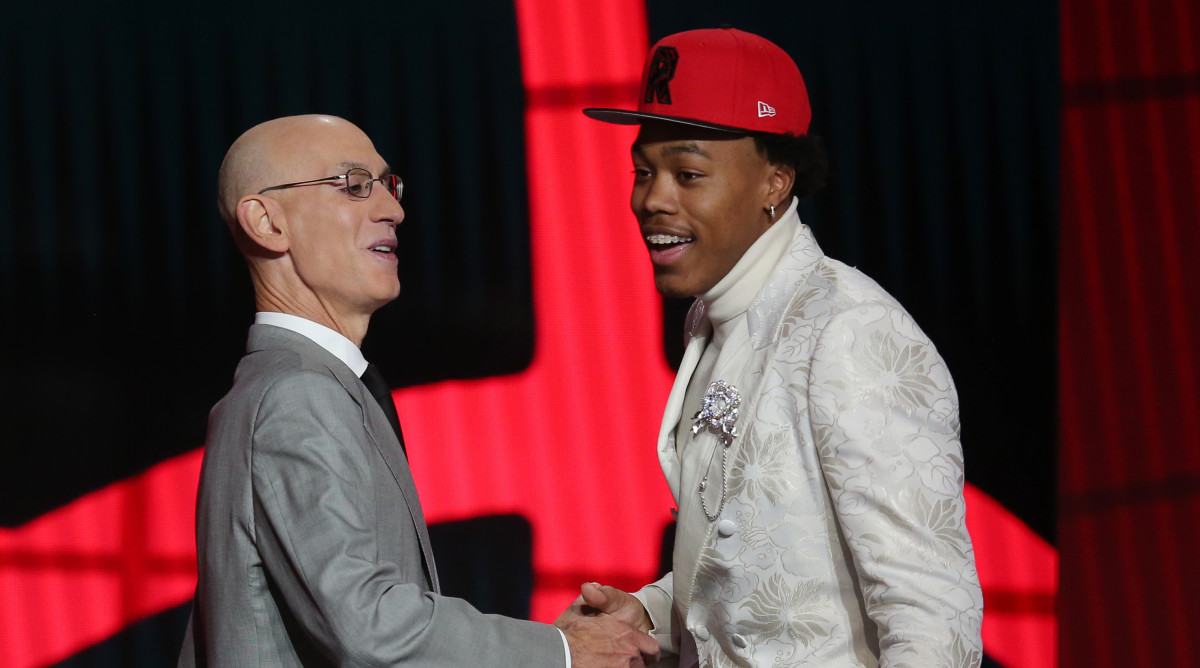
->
[555, 582, 659, 667]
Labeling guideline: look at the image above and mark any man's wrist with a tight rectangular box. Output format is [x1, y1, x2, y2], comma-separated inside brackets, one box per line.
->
[557, 627, 571, 667]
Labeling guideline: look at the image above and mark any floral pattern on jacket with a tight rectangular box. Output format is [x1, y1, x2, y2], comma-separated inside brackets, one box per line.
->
[640, 220, 983, 668]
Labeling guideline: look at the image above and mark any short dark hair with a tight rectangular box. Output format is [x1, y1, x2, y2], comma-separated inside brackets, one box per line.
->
[751, 132, 829, 200]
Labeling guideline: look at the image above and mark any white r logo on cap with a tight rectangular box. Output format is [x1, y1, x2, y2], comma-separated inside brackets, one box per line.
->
[757, 101, 777, 118]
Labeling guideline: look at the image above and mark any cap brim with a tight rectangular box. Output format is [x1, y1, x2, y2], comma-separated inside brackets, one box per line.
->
[582, 108, 749, 134]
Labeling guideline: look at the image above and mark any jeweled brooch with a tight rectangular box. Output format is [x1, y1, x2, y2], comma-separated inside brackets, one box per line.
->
[691, 380, 741, 447]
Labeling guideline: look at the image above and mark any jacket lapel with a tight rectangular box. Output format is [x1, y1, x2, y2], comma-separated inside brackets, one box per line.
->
[748, 221, 825, 349]
[341, 367, 441, 593]
[658, 302, 712, 500]
[247, 324, 440, 592]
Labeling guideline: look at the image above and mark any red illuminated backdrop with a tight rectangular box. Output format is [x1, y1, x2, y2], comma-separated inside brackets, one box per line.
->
[0, 1, 1064, 666]
[1058, 0, 1200, 665]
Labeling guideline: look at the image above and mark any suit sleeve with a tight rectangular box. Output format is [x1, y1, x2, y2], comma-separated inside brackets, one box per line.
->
[807, 302, 984, 668]
[249, 369, 564, 667]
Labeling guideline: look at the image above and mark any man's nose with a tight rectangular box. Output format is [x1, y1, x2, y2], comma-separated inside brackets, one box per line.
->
[638, 174, 675, 214]
[369, 185, 405, 226]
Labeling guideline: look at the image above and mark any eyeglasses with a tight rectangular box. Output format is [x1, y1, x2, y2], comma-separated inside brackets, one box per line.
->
[257, 167, 403, 202]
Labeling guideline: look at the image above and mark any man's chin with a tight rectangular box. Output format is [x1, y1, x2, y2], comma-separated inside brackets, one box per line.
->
[653, 275, 695, 300]
[366, 285, 402, 313]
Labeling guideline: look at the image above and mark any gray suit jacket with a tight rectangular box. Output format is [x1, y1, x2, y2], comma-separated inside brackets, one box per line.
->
[179, 324, 562, 666]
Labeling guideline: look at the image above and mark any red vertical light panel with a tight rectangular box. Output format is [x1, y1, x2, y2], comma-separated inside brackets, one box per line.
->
[1058, 0, 1200, 665]
[397, 0, 672, 622]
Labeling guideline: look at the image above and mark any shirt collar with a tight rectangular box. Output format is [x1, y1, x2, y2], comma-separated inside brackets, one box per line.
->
[254, 312, 369, 377]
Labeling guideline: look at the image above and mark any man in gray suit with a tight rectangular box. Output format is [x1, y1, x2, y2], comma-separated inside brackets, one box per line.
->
[179, 114, 658, 666]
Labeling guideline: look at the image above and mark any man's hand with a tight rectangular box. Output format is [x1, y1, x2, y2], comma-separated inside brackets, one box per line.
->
[577, 582, 653, 632]
[556, 583, 659, 667]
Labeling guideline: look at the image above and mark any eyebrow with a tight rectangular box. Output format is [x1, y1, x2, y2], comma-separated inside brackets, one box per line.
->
[333, 160, 392, 176]
[631, 142, 711, 159]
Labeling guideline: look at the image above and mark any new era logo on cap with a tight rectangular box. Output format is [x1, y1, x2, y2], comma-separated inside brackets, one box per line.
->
[757, 101, 776, 118]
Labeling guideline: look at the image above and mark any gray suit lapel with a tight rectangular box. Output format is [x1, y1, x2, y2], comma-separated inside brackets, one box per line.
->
[355, 385, 441, 593]
[248, 324, 440, 592]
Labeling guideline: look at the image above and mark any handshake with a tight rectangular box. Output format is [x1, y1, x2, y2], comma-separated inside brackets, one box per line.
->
[554, 582, 661, 667]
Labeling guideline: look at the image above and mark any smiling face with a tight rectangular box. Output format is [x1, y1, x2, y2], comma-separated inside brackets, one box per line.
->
[631, 121, 781, 298]
[259, 117, 405, 326]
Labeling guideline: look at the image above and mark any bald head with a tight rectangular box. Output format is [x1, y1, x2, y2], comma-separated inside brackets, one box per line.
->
[217, 114, 368, 227]
[215, 114, 402, 342]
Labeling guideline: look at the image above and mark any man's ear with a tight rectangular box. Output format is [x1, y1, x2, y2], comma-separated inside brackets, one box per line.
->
[767, 163, 796, 210]
[236, 196, 290, 254]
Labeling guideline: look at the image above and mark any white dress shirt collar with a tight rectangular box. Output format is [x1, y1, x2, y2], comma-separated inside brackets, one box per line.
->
[254, 312, 369, 377]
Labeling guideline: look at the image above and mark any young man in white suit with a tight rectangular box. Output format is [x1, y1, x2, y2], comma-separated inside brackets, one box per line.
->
[582, 28, 984, 667]
[178, 114, 658, 666]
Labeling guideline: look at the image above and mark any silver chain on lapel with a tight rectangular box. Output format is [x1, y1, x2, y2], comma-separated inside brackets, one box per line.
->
[691, 380, 741, 521]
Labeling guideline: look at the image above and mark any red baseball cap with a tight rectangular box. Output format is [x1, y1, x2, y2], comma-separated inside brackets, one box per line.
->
[584, 27, 811, 136]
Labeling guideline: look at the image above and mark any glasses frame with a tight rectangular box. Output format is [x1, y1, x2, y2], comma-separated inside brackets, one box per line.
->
[257, 167, 403, 201]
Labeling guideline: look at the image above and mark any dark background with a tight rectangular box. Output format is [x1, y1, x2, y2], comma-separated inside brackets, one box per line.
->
[1, 1, 1057, 666]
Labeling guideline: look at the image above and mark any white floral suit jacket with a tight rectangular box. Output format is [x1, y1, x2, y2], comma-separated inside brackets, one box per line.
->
[637, 222, 984, 667]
